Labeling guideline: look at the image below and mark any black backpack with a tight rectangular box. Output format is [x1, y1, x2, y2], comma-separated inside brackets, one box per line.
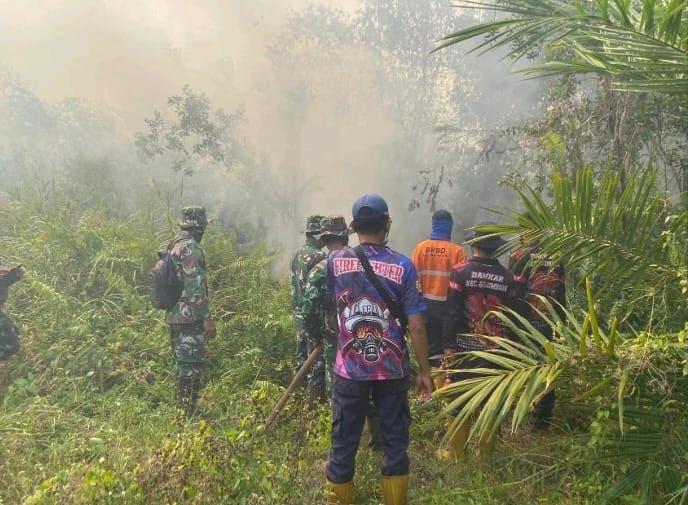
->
[149, 238, 183, 310]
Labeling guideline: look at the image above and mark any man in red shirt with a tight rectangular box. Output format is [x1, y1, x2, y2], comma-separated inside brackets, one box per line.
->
[442, 222, 521, 460]
[411, 210, 466, 388]
[509, 244, 566, 430]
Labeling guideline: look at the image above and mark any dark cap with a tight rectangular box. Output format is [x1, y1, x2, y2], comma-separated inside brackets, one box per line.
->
[432, 209, 453, 223]
[352, 193, 389, 220]
[464, 221, 507, 250]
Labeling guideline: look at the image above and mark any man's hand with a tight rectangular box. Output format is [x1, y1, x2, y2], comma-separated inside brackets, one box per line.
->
[415, 371, 433, 403]
[203, 318, 217, 339]
[408, 313, 432, 402]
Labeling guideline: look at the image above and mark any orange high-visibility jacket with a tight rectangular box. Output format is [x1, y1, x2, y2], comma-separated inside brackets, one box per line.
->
[411, 239, 467, 301]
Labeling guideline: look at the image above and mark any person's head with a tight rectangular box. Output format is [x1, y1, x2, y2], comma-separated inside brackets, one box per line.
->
[464, 221, 506, 258]
[350, 193, 391, 243]
[318, 215, 349, 251]
[304, 215, 325, 246]
[430, 209, 453, 240]
[179, 206, 208, 241]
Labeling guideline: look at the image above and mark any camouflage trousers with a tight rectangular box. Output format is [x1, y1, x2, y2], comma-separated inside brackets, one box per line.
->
[169, 323, 206, 417]
[323, 339, 336, 394]
[295, 326, 326, 391]
[0, 310, 20, 360]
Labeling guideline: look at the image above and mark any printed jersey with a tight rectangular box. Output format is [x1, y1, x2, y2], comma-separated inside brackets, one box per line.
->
[327, 244, 425, 381]
[509, 247, 566, 323]
[411, 239, 466, 301]
[165, 231, 211, 325]
[290, 239, 327, 327]
[443, 256, 521, 351]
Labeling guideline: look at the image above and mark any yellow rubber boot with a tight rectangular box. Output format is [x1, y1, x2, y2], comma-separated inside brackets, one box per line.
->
[435, 417, 470, 461]
[325, 479, 354, 504]
[475, 433, 497, 461]
[448, 420, 471, 462]
[430, 367, 445, 390]
[381, 474, 409, 505]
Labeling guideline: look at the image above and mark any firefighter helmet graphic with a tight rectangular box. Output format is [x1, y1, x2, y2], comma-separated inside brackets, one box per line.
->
[343, 297, 389, 332]
[343, 297, 391, 363]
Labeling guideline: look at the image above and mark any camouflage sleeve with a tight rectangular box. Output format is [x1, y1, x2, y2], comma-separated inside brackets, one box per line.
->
[303, 259, 328, 344]
[289, 255, 299, 312]
[179, 241, 211, 321]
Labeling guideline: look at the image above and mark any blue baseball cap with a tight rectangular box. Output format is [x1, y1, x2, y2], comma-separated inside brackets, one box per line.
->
[352, 193, 389, 220]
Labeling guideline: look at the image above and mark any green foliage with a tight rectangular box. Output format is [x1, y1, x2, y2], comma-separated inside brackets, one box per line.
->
[0, 188, 643, 505]
[437, 0, 688, 94]
[135, 85, 244, 174]
[441, 167, 688, 503]
[497, 167, 687, 328]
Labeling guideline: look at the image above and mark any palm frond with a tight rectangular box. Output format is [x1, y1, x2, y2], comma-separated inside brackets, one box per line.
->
[437, 0, 688, 94]
[434, 301, 578, 443]
[485, 168, 688, 324]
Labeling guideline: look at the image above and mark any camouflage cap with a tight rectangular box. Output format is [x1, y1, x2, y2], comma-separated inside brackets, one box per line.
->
[318, 216, 349, 238]
[179, 206, 208, 229]
[304, 215, 323, 234]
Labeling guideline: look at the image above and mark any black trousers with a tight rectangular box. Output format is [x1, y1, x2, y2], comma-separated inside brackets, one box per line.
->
[424, 299, 447, 360]
[326, 376, 411, 483]
[532, 321, 556, 427]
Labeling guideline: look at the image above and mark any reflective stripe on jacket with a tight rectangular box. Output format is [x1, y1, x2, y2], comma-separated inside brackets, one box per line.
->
[411, 239, 466, 302]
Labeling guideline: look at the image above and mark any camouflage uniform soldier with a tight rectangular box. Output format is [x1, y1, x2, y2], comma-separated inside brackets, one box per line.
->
[165, 206, 216, 418]
[290, 215, 327, 393]
[0, 264, 24, 359]
[303, 216, 349, 398]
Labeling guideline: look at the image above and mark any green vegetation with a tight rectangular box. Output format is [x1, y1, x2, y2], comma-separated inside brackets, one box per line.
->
[433, 1, 688, 502]
[437, 168, 688, 503]
[1, 1, 686, 503]
[437, 0, 688, 94]
[2, 172, 686, 503]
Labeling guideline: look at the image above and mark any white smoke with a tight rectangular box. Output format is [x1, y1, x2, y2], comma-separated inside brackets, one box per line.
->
[0, 0, 543, 272]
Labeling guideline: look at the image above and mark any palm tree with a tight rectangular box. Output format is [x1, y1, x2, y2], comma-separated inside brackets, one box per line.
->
[433, 3, 688, 501]
[435, 167, 688, 503]
[436, 0, 688, 94]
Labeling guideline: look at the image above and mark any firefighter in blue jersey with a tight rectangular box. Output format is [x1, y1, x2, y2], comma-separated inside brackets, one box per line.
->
[325, 194, 432, 505]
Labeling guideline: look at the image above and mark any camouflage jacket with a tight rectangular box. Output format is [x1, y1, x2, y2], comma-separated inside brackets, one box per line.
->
[303, 257, 338, 345]
[290, 239, 326, 326]
[165, 231, 211, 325]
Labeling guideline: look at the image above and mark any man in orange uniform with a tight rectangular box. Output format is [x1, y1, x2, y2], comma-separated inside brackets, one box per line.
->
[411, 210, 466, 388]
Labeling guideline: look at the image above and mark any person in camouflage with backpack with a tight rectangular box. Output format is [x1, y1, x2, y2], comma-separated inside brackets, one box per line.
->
[0, 264, 24, 360]
[165, 206, 216, 418]
[290, 215, 327, 398]
[302, 216, 349, 400]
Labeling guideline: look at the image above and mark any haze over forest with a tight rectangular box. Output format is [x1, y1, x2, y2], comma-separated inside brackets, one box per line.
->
[1, 0, 543, 264]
